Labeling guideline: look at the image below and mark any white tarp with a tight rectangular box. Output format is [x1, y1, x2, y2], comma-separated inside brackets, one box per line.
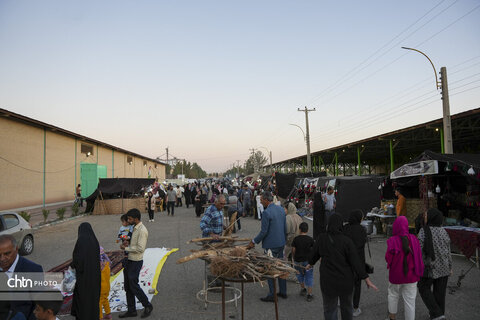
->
[390, 160, 439, 179]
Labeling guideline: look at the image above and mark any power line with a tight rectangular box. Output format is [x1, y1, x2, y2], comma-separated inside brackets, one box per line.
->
[303, 0, 450, 106]
[310, 56, 480, 140]
[310, 78, 479, 145]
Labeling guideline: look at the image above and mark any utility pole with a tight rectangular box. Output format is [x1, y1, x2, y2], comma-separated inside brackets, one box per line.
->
[236, 160, 240, 177]
[440, 67, 453, 153]
[249, 148, 257, 172]
[165, 147, 170, 175]
[298, 107, 316, 173]
[402, 47, 453, 154]
[269, 151, 273, 173]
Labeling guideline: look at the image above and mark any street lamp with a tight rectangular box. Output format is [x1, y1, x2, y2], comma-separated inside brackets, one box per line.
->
[402, 47, 453, 154]
[258, 146, 273, 173]
[289, 123, 312, 172]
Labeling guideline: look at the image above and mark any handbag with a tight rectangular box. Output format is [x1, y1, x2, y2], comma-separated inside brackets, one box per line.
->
[365, 236, 374, 274]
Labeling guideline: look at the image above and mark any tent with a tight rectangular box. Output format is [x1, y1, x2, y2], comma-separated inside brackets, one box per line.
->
[334, 176, 384, 219]
[389, 150, 480, 224]
[86, 178, 155, 214]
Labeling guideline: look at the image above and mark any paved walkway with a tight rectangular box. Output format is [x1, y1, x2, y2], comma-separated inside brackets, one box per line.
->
[27, 205, 480, 320]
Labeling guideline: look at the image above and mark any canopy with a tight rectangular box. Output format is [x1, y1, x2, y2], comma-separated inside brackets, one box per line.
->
[390, 160, 438, 179]
[96, 178, 155, 194]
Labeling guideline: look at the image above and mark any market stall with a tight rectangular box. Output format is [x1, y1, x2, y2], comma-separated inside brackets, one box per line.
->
[85, 178, 155, 214]
[390, 150, 480, 227]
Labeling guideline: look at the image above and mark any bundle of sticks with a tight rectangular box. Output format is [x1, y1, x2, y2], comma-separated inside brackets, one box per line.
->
[177, 238, 296, 283]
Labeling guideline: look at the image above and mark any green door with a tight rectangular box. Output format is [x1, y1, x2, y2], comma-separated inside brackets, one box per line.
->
[97, 165, 107, 179]
[81, 163, 99, 198]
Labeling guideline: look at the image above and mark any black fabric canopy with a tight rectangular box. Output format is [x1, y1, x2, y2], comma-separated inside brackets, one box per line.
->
[334, 176, 384, 219]
[97, 178, 155, 194]
[85, 178, 155, 212]
[275, 172, 327, 199]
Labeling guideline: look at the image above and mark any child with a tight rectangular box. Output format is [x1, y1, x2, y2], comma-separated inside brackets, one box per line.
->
[117, 214, 133, 266]
[291, 222, 315, 301]
[99, 246, 112, 320]
[117, 214, 133, 244]
[33, 298, 63, 320]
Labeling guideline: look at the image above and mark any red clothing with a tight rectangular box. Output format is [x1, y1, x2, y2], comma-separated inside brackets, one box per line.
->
[385, 216, 424, 284]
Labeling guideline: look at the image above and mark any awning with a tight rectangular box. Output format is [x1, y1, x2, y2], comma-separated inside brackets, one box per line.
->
[390, 160, 438, 179]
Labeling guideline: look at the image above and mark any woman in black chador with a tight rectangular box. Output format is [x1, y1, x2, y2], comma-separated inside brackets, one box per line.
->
[71, 222, 101, 320]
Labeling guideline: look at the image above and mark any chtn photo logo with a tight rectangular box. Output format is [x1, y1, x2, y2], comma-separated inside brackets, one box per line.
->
[6, 274, 58, 288]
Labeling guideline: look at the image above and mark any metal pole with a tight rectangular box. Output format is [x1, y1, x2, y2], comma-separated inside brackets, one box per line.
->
[389, 139, 394, 173]
[357, 146, 362, 176]
[440, 128, 445, 154]
[269, 151, 273, 173]
[440, 67, 453, 153]
[335, 152, 338, 176]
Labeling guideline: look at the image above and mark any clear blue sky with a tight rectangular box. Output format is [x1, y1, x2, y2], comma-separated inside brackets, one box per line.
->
[1, 0, 479, 172]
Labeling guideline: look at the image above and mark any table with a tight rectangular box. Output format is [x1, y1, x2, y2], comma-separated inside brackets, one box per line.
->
[366, 212, 396, 235]
[444, 226, 480, 268]
[366, 212, 397, 219]
[197, 260, 280, 320]
[219, 275, 280, 320]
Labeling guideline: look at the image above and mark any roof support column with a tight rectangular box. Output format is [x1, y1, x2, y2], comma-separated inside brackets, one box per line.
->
[389, 139, 394, 173]
[335, 152, 338, 176]
[357, 146, 362, 176]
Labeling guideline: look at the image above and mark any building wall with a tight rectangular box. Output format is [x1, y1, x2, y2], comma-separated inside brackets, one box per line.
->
[0, 118, 44, 209]
[0, 117, 166, 211]
[45, 131, 75, 203]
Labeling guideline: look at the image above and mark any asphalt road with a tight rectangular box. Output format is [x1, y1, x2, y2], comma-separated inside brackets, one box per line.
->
[28, 206, 480, 320]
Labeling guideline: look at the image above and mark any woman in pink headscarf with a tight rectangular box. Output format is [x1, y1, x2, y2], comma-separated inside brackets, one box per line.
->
[385, 216, 424, 320]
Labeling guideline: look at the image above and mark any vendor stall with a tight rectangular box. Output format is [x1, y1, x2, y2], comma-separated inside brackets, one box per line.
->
[390, 150, 480, 227]
[85, 178, 155, 214]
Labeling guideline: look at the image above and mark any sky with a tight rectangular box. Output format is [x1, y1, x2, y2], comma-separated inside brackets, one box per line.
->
[1, 0, 479, 173]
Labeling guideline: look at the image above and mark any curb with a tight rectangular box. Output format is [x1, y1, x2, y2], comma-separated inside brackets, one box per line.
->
[32, 213, 89, 230]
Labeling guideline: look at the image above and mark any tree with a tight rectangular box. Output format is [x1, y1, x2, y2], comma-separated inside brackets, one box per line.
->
[245, 151, 268, 174]
[171, 160, 207, 178]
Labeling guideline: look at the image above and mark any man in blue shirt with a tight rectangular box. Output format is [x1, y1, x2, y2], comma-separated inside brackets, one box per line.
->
[200, 195, 226, 240]
[248, 191, 287, 302]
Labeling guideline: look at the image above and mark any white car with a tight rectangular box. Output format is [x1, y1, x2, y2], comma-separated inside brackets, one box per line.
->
[0, 211, 34, 255]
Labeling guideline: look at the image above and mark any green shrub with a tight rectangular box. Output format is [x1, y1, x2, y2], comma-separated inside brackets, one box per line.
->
[72, 203, 79, 216]
[19, 211, 31, 222]
[42, 209, 50, 223]
[56, 207, 66, 220]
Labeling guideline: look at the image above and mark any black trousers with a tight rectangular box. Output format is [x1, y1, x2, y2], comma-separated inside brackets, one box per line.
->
[195, 203, 202, 217]
[148, 209, 154, 220]
[418, 276, 448, 319]
[124, 260, 150, 312]
[167, 201, 175, 215]
[353, 278, 361, 309]
[322, 291, 353, 320]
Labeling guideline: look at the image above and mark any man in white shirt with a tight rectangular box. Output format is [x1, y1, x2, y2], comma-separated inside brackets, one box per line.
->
[323, 186, 336, 220]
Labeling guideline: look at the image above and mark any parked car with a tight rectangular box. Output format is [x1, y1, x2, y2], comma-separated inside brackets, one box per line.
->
[0, 211, 34, 255]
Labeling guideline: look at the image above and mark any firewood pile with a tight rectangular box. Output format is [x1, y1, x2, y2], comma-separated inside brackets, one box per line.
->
[177, 237, 296, 283]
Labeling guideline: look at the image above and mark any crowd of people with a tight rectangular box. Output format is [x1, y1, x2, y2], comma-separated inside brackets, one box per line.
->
[199, 179, 453, 320]
[0, 177, 454, 320]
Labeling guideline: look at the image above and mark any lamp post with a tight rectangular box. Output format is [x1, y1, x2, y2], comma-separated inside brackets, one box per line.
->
[259, 146, 273, 173]
[402, 47, 453, 154]
[289, 123, 313, 172]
